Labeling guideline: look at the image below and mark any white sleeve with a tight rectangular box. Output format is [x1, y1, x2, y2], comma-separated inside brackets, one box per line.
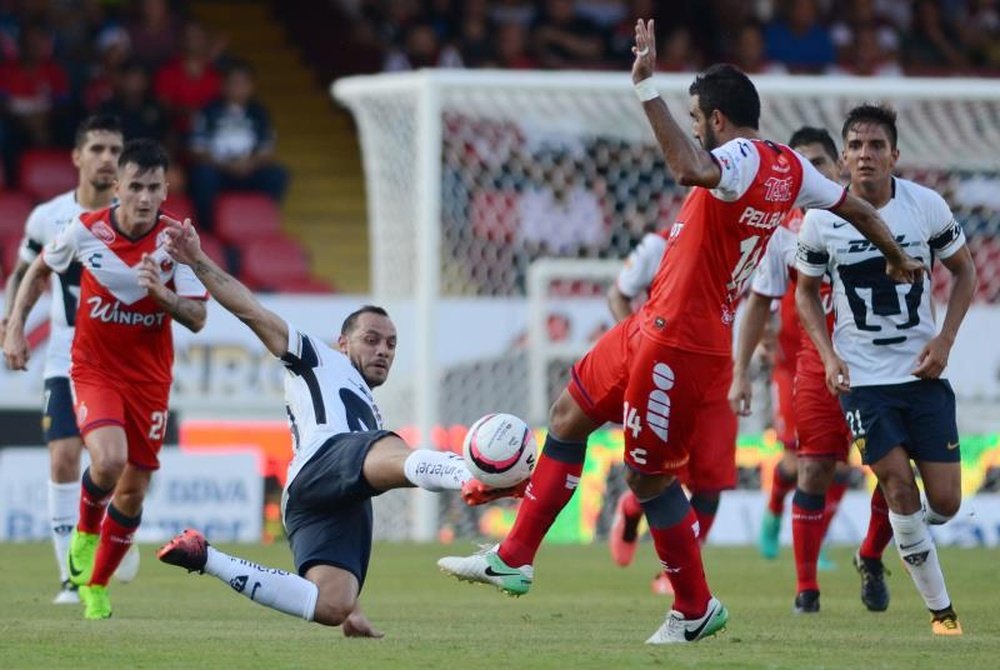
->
[17, 204, 48, 264]
[279, 321, 328, 371]
[794, 210, 829, 278]
[616, 232, 667, 298]
[792, 151, 846, 210]
[750, 228, 791, 297]
[709, 138, 760, 202]
[925, 192, 966, 260]
[172, 262, 209, 299]
[41, 219, 82, 273]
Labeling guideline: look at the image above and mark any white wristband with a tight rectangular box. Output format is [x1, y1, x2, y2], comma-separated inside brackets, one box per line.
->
[634, 78, 659, 102]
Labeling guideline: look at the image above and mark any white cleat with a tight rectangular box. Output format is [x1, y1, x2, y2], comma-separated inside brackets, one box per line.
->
[437, 544, 534, 597]
[645, 596, 729, 645]
[114, 543, 141, 583]
[53, 580, 80, 604]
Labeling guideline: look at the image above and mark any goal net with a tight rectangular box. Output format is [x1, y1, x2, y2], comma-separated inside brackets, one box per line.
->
[333, 71, 1000, 540]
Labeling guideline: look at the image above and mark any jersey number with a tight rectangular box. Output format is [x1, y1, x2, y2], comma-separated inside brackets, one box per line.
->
[340, 388, 378, 432]
[730, 235, 764, 296]
[148, 411, 167, 440]
[837, 257, 923, 345]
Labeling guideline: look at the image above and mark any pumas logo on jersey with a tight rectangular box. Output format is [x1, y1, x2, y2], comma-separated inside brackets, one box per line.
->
[762, 176, 794, 203]
[87, 296, 167, 327]
[91, 221, 116, 244]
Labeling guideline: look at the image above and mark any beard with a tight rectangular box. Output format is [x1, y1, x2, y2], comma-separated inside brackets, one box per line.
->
[701, 125, 720, 151]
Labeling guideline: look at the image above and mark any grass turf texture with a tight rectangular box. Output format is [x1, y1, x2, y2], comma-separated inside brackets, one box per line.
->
[1, 542, 996, 669]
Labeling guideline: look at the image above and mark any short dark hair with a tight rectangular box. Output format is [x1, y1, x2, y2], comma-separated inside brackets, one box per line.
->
[688, 63, 760, 130]
[74, 114, 123, 148]
[341, 305, 390, 335]
[789, 126, 838, 163]
[225, 58, 255, 78]
[841, 103, 898, 149]
[118, 138, 169, 175]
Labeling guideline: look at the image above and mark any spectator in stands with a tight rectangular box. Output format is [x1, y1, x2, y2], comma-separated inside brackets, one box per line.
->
[958, 0, 1000, 70]
[657, 26, 701, 73]
[492, 22, 537, 69]
[607, 0, 658, 67]
[127, 0, 184, 71]
[764, 0, 836, 73]
[829, 0, 900, 66]
[99, 59, 170, 145]
[458, 4, 492, 68]
[828, 24, 903, 76]
[531, 0, 606, 69]
[383, 21, 463, 71]
[154, 21, 223, 135]
[187, 60, 289, 229]
[489, 0, 537, 28]
[902, 0, 969, 74]
[730, 21, 787, 74]
[0, 23, 71, 183]
[82, 26, 132, 112]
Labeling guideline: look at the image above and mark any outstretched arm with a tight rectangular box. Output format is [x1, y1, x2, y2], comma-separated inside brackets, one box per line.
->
[160, 215, 289, 357]
[832, 193, 924, 284]
[631, 19, 720, 188]
[3, 255, 53, 370]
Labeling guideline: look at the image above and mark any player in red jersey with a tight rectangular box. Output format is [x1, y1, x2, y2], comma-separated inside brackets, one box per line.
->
[3, 139, 208, 619]
[438, 19, 921, 645]
[730, 126, 895, 614]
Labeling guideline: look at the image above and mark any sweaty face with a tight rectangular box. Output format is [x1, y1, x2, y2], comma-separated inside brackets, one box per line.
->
[115, 163, 167, 230]
[842, 122, 898, 189]
[338, 313, 397, 388]
[793, 141, 840, 182]
[74, 131, 123, 192]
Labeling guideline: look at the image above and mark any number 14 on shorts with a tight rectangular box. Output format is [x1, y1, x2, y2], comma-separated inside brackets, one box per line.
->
[624, 402, 642, 438]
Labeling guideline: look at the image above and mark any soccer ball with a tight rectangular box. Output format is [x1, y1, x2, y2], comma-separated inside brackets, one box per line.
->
[463, 413, 537, 488]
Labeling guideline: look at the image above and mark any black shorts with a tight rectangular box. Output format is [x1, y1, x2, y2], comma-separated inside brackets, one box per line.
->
[43, 377, 80, 443]
[839, 379, 959, 465]
[282, 429, 396, 590]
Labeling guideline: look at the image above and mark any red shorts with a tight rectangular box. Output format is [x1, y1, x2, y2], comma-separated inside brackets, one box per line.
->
[771, 362, 797, 449]
[793, 357, 851, 461]
[568, 315, 735, 478]
[675, 391, 737, 493]
[72, 378, 170, 470]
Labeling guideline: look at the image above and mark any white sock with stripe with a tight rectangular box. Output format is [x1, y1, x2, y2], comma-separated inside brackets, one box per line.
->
[203, 546, 318, 620]
[48, 480, 79, 583]
[888, 510, 951, 610]
[404, 450, 472, 491]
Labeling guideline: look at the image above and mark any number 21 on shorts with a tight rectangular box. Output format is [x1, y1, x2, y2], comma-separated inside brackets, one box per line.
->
[148, 410, 167, 440]
[845, 409, 866, 438]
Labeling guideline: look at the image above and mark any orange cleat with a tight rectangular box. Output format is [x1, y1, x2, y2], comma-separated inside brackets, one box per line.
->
[461, 478, 529, 506]
[609, 492, 643, 567]
[157, 528, 209, 573]
[931, 608, 963, 636]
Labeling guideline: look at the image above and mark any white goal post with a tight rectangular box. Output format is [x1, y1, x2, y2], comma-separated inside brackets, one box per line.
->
[332, 70, 1000, 540]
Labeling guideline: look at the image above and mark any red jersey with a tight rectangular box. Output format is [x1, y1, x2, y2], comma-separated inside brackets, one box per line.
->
[42, 206, 207, 386]
[640, 138, 845, 355]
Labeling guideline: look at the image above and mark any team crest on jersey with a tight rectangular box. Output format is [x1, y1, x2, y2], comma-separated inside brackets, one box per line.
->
[772, 155, 791, 173]
[160, 257, 174, 273]
[763, 176, 794, 203]
[91, 221, 116, 244]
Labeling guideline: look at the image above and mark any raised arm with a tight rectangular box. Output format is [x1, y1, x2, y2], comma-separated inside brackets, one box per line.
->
[631, 19, 720, 188]
[831, 193, 923, 283]
[160, 215, 288, 357]
[137, 254, 207, 332]
[3, 255, 53, 370]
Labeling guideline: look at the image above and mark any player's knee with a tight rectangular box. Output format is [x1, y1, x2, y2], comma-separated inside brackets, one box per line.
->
[797, 459, 836, 491]
[924, 496, 960, 524]
[312, 597, 354, 627]
[547, 392, 593, 442]
[89, 452, 127, 481]
[624, 469, 674, 501]
[50, 453, 80, 482]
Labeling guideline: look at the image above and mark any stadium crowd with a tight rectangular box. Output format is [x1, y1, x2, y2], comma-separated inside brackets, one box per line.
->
[333, 0, 1000, 77]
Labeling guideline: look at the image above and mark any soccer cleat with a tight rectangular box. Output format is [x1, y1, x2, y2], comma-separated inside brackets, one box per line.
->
[114, 543, 141, 583]
[461, 478, 529, 506]
[930, 607, 963, 636]
[437, 544, 533, 596]
[79, 584, 112, 620]
[758, 510, 781, 559]
[157, 528, 209, 573]
[52, 579, 79, 605]
[793, 589, 820, 614]
[650, 571, 674, 596]
[645, 596, 728, 645]
[67, 529, 99, 587]
[853, 551, 890, 612]
[609, 492, 642, 567]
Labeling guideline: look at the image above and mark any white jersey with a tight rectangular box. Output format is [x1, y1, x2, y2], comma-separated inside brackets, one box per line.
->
[796, 178, 966, 386]
[751, 225, 797, 298]
[616, 231, 668, 298]
[16, 190, 86, 379]
[281, 322, 385, 487]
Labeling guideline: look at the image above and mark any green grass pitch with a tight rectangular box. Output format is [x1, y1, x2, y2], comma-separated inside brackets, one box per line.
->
[0, 542, 996, 669]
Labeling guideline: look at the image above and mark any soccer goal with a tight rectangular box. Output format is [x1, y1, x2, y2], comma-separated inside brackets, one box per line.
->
[333, 70, 1000, 540]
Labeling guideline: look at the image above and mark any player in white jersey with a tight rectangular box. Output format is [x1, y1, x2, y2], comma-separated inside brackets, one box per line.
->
[796, 104, 977, 635]
[0, 115, 137, 603]
[155, 217, 522, 637]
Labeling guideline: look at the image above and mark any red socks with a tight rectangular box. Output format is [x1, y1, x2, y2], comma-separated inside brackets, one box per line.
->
[791, 489, 825, 593]
[90, 504, 141, 586]
[818, 478, 848, 538]
[768, 461, 796, 516]
[648, 507, 711, 618]
[859, 486, 893, 560]
[689, 493, 720, 544]
[78, 468, 112, 534]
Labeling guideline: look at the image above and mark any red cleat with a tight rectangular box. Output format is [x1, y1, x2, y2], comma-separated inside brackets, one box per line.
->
[461, 478, 529, 506]
[157, 528, 209, 573]
[609, 492, 642, 567]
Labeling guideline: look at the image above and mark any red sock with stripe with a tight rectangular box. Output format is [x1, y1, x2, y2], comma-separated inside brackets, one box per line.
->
[818, 476, 848, 539]
[89, 504, 141, 587]
[859, 486, 893, 560]
[77, 467, 112, 534]
[690, 492, 719, 544]
[497, 435, 585, 568]
[791, 489, 826, 593]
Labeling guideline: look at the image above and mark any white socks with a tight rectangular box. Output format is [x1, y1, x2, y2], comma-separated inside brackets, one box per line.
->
[204, 546, 318, 621]
[48, 481, 79, 582]
[889, 510, 951, 611]
[403, 449, 472, 491]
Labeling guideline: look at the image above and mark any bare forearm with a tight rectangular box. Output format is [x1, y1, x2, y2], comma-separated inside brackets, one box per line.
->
[641, 98, 716, 186]
[734, 293, 771, 375]
[9, 260, 51, 327]
[795, 283, 836, 364]
[606, 286, 633, 322]
[3, 263, 29, 320]
[157, 292, 206, 332]
[189, 254, 260, 323]
[838, 198, 906, 264]
[939, 264, 976, 343]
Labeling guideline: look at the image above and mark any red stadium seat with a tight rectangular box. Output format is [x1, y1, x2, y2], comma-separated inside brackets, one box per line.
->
[162, 193, 196, 224]
[196, 232, 229, 271]
[238, 234, 332, 293]
[0, 191, 35, 238]
[20, 149, 78, 202]
[213, 193, 283, 244]
[2, 233, 21, 277]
